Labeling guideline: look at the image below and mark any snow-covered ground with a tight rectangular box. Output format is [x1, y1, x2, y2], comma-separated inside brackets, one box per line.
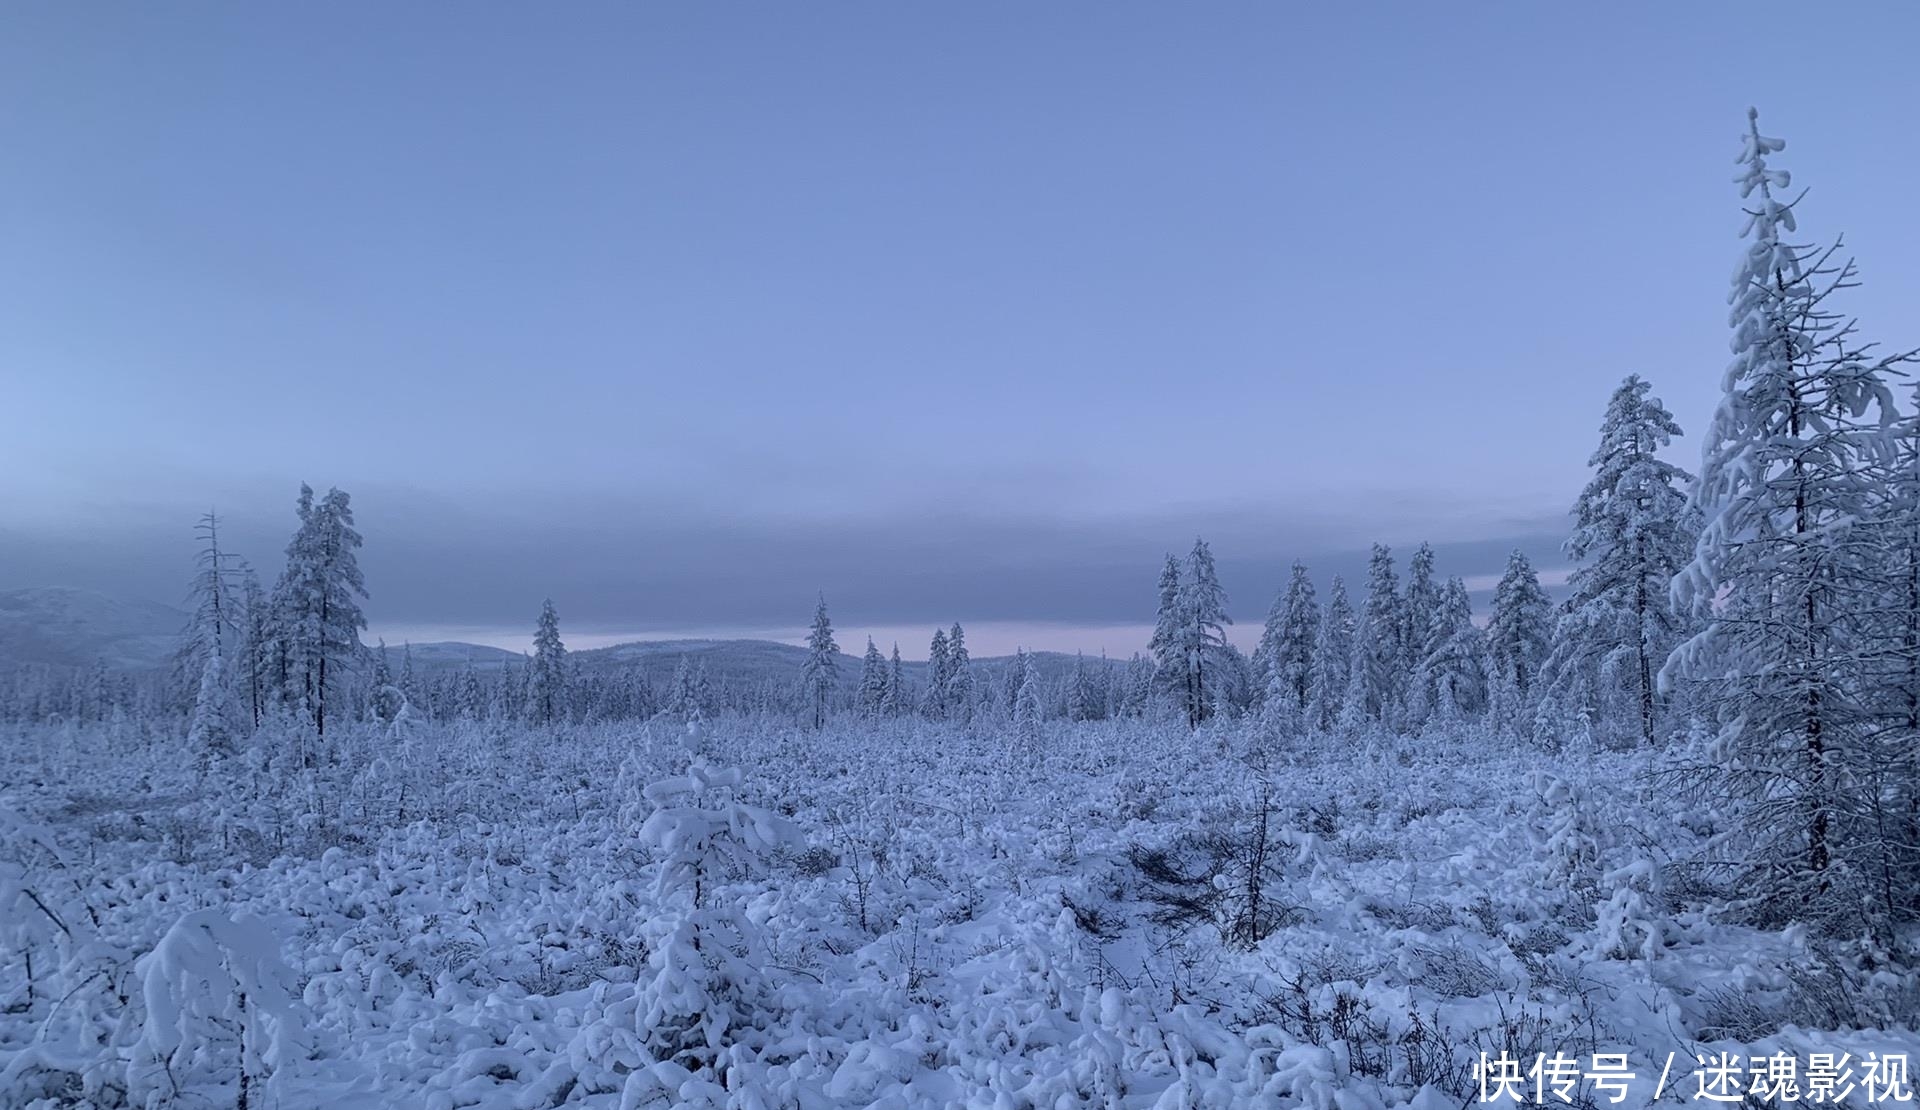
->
[3, 715, 1914, 1108]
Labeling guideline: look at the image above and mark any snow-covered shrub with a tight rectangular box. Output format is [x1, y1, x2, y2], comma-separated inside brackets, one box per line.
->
[1591, 858, 1668, 961]
[0, 805, 135, 1108]
[0, 808, 77, 1017]
[567, 758, 801, 1101]
[126, 910, 308, 1108]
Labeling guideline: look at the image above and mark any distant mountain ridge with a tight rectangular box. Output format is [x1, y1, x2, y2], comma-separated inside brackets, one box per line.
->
[383, 641, 526, 669]
[0, 588, 1112, 690]
[393, 635, 1104, 693]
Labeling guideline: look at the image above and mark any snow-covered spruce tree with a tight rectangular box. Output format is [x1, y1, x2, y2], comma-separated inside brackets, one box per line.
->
[690, 661, 714, 714]
[1065, 652, 1091, 721]
[1172, 538, 1234, 728]
[1400, 543, 1439, 727]
[1486, 550, 1554, 735]
[369, 640, 392, 702]
[526, 599, 568, 726]
[1342, 544, 1404, 731]
[1542, 375, 1697, 747]
[665, 655, 698, 720]
[1218, 642, 1255, 719]
[946, 622, 974, 723]
[497, 656, 525, 722]
[455, 662, 486, 722]
[1265, 563, 1318, 726]
[628, 669, 659, 720]
[1416, 576, 1488, 725]
[1251, 561, 1319, 726]
[921, 628, 951, 719]
[1119, 653, 1154, 717]
[1666, 109, 1908, 933]
[262, 500, 302, 702]
[858, 637, 888, 719]
[1251, 583, 1287, 708]
[1013, 649, 1044, 746]
[270, 485, 368, 739]
[364, 640, 409, 731]
[235, 565, 272, 730]
[397, 640, 417, 708]
[1148, 554, 1185, 700]
[883, 641, 908, 717]
[1307, 574, 1354, 732]
[801, 595, 838, 729]
[1002, 648, 1028, 714]
[186, 648, 239, 773]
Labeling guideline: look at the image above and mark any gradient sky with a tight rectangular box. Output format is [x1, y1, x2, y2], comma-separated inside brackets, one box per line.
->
[5, 3, 1918, 657]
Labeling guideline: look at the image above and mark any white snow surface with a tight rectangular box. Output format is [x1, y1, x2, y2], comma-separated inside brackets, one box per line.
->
[2, 715, 1914, 1108]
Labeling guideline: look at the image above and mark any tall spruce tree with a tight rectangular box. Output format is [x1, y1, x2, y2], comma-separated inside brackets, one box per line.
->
[371, 640, 393, 695]
[527, 599, 568, 725]
[1486, 550, 1553, 729]
[1066, 652, 1097, 721]
[398, 642, 418, 709]
[667, 655, 701, 719]
[858, 637, 888, 719]
[1120, 653, 1153, 718]
[456, 663, 485, 721]
[1667, 110, 1907, 931]
[272, 485, 368, 739]
[1012, 649, 1043, 746]
[801, 595, 839, 729]
[1308, 575, 1355, 731]
[1148, 554, 1184, 695]
[236, 564, 270, 730]
[1275, 565, 1320, 728]
[185, 649, 237, 772]
[946, 623, 973, 722]
[922, 628, 951, 719]
[1416, 576, 1487, 724]
[1343, 545, 1404, 730]
[884, 642, 908, 718]
[1400, 544, 1439, 727]
[1252, 584, 1288, 706]
[1175, 538, 1233, 728]
[1255, 562, 1319, 730]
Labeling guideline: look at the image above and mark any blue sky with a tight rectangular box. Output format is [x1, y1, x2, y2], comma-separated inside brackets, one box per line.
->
[4, 3, 1918, 657]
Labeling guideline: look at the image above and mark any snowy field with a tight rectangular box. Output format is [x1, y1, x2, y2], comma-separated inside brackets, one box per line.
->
[4, 714, 1913, 1109]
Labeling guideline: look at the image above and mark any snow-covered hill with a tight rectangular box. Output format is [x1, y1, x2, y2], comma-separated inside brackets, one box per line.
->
[0, 586, 186, 671]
